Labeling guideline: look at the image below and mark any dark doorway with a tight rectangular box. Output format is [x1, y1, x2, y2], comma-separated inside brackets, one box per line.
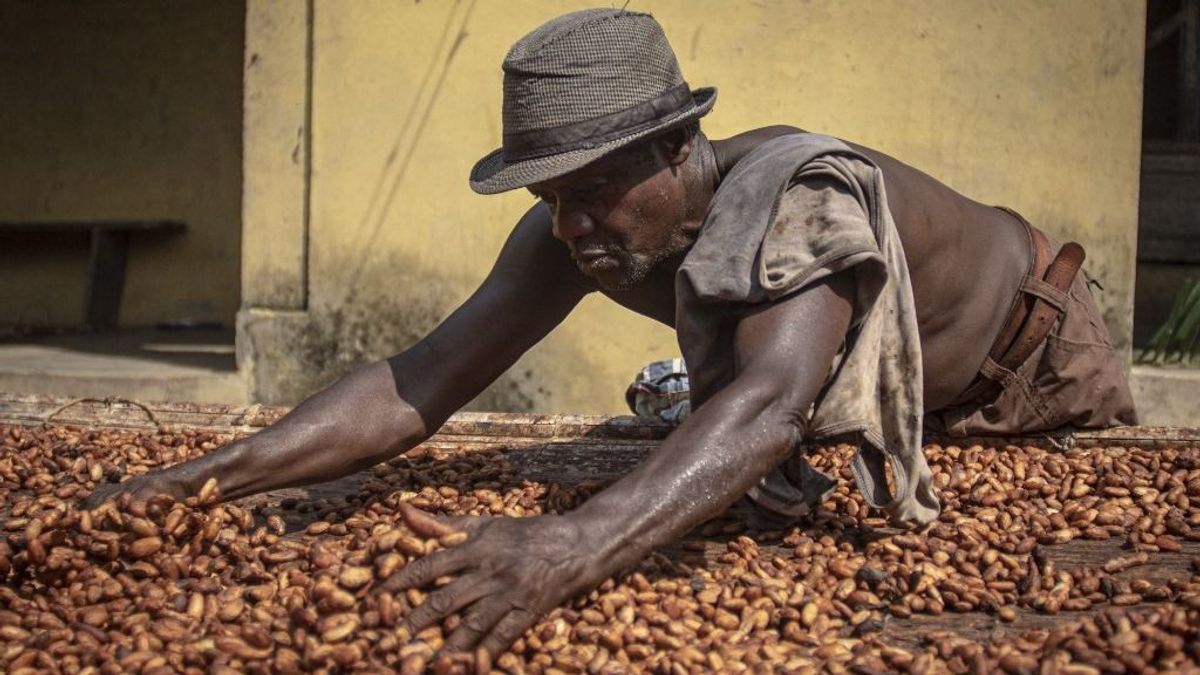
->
[1135, 0, 1200, 356]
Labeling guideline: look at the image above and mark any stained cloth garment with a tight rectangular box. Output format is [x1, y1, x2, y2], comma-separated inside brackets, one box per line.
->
[675, 133, 941, 529]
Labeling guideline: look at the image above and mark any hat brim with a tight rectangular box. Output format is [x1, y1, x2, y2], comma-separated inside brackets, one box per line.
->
[469, 87, 717, 195]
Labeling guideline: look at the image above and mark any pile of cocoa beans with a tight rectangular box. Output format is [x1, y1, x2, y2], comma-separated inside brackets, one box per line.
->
[2, 423, 1199, 674]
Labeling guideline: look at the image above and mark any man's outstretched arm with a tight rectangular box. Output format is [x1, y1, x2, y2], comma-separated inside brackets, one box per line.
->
[84, 205, 587, 507]
[573, 273, 853, 564]
[385, 271, 855, 655]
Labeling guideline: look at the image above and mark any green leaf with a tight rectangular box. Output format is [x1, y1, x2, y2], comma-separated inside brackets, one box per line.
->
[1144, 278, 1200, 364]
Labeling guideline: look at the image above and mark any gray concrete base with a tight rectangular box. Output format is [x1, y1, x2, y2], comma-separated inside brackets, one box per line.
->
[1130, 364, 1200, 426]
[0, 329, 247, 405]
[6, 318, 1189, 423]
[237, 307, 315, 406]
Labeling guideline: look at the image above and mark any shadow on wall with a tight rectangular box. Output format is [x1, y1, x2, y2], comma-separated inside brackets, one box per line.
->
[258, 249, 599, 413]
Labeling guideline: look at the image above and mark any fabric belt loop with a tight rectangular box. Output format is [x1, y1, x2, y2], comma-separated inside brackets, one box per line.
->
[978, 357, 1011, 383]
[1019, 277, 1069, 311]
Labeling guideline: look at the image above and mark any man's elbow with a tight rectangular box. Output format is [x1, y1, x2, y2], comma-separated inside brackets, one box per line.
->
[337, 361, 435, 453]
[717, 382, 809, 458]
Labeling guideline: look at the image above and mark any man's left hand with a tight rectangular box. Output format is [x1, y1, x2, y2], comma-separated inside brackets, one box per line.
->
[382, 502, 606, 656]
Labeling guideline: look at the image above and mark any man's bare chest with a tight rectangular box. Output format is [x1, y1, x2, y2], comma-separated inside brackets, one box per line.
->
[599, 272, 679, 328]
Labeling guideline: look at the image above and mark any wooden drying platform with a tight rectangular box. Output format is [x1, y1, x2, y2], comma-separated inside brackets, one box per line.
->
[2, 391, 1199, 651]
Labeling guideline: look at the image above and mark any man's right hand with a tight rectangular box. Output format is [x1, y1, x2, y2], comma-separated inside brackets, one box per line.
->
[82, 469, 191, 510]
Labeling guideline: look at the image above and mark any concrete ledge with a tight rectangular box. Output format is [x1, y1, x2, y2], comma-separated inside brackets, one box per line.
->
[1130, 364, 1200, 426]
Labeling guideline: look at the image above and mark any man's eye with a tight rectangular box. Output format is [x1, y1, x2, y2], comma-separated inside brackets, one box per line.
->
[570, 186, 603, 200]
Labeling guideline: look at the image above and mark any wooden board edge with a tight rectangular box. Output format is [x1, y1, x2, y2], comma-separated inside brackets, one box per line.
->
[1, 391, 1197, 447]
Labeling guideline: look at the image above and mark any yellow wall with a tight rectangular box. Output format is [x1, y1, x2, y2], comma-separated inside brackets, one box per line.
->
[0, 1, 244, 327]
[243, 0, 1145, 412]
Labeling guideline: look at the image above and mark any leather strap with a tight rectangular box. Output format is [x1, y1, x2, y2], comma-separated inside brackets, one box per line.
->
[998, 236, 1084, 372]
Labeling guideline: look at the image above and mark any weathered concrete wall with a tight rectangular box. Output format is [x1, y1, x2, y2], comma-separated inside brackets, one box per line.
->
[0, 0, 244, 327]
[243, 1, 310, 313]
[240, 0, 1145, 412]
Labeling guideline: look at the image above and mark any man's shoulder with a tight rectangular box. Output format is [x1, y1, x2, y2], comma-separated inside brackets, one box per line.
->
[711, 126, 806, 175]
[494, 203, 595, 292]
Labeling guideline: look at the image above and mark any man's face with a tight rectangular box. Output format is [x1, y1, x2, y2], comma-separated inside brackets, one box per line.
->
[528, 138, 693, 291]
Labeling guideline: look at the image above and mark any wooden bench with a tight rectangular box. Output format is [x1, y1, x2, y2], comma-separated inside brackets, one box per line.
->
[0, 220, 185, 329]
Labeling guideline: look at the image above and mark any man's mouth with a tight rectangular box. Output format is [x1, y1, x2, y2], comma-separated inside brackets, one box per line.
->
[573, 250, 620, 274]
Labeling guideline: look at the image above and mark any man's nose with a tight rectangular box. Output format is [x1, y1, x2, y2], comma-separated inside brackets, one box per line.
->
[551, 207, 595, 244]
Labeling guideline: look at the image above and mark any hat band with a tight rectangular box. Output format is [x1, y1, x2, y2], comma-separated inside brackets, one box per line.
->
[503, 82, 693, 162]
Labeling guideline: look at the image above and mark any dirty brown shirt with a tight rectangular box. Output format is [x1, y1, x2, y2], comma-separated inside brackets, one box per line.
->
[675, 133, 941, 528]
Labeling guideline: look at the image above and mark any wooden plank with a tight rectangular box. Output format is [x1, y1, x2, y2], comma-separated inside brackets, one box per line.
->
[651, 533, 1200, 650]
[1182, 0, 1199, 141]
[880, 538, 1200, 650]
[1148, 5, 1190, 50]
[228, 440, 1200, 653]
[2, 392, 1199, 448]
[0, 220, 185, 233]
[1138, 149, 1200, 265]
[0, 393, 256, 432]
[3, 394, 1198, 657]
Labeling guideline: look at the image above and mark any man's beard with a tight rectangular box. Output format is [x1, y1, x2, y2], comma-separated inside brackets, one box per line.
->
[596, 249, 655, 291]
[578, 239, 687, 291]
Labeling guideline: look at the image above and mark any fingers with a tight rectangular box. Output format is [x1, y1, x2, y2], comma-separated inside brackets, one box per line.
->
[399, 573, 499, 636]
[82, 482, 125, 511]
[397, 502, 477, 539]
[81, 489, 108, 511]
[478, 608, 539, 657]
[379, 545, 472, 593]
[442, 598, 511, 653]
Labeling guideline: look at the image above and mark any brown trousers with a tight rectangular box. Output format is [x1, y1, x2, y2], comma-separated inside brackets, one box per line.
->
[927, 220, 1138, 436]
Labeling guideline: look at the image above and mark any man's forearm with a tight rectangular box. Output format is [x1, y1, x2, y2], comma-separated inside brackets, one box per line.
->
[157, 360, 429, 501]
[570, 388, 801, 570]
[571, 271, 853, 563]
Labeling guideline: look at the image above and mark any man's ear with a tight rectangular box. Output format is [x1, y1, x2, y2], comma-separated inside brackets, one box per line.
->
[662, 128, 694, 167]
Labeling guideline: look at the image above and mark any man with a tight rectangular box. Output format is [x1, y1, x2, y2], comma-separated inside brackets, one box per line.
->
[85, 8, 1136, 656]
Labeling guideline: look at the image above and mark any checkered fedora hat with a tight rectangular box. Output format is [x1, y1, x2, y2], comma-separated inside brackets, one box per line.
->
[469, 8, 717, 194]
